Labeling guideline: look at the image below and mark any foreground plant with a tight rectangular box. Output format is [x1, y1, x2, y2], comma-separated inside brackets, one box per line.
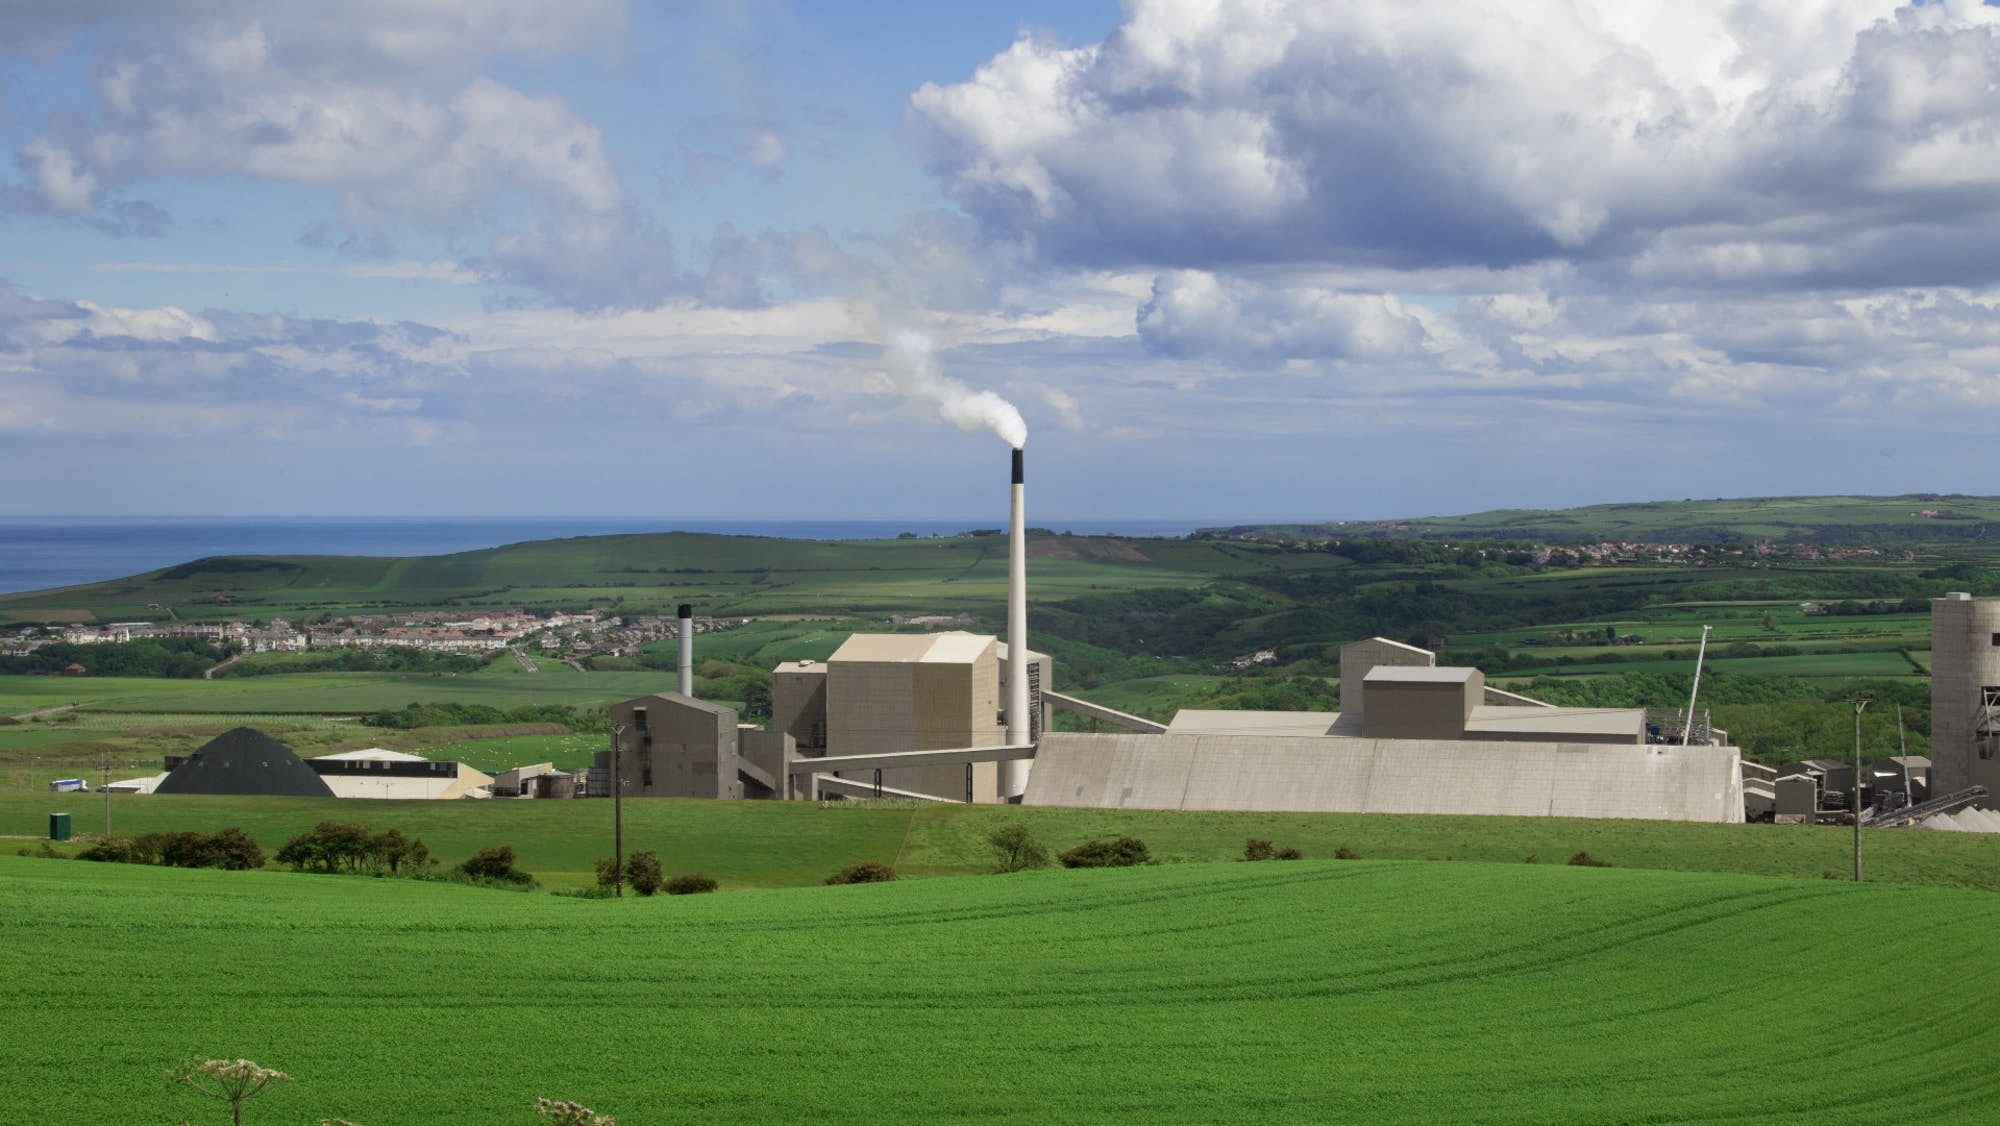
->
[167, 1057, 290, 1125]
[535, 1096, 616, 1125]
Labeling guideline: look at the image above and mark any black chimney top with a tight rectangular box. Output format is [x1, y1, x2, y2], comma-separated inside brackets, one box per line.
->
[1011, 447, 1024, 485]
[677, 603, 692, 619]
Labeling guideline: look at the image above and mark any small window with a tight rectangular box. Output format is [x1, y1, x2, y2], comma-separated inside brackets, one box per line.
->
[1991, 633, 2000, 647]
[633, 708, 648, 731]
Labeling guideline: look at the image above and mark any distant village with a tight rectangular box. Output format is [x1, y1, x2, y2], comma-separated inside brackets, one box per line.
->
[0, 609, 748, 663]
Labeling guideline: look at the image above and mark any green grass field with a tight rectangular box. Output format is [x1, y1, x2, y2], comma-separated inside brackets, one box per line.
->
[10, 796, 1999, 894]
[4, 855, 1997, 1123]
[0, 662, 677, 715]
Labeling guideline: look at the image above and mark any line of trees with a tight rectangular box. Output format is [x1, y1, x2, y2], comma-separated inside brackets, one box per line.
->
[0, 638, 230, 678]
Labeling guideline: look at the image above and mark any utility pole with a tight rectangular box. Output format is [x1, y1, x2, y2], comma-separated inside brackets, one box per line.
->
[1853, 696, 1871, 882]
[102, 749, 111, 840]
[609, 722, 627, 898]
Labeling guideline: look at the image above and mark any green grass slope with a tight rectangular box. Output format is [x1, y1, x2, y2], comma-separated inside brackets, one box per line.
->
[9, 796, 2000, 893]
[3, 856, 1996, 1123]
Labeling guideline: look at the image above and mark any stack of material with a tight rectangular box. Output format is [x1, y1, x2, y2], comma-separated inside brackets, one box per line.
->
[1918, 807, 2000, 833]
[154, 727, 335, 798]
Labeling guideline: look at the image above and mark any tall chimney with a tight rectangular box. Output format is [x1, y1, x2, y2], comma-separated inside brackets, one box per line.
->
[677, 603, 695, 697]
[1002, 447, 1030, 799]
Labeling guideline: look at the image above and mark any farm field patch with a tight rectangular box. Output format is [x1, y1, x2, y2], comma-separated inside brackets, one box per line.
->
[0, 664, 678, 715]
[3, 856, 1996, 1123]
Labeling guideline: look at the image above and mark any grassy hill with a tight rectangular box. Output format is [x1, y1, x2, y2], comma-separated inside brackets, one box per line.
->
[5, 854, 1997, 1123]
[0, 530, 1246, 624]
[1209, 493, 2000, 546]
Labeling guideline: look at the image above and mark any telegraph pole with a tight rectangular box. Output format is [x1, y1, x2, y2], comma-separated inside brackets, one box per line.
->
[608, 728, 624, 904]
[1853, 696, 1871, 882]
[102, 749, 111, 839]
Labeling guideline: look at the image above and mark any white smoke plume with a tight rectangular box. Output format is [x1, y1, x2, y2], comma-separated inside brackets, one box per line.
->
[869, 329, 1028, 448]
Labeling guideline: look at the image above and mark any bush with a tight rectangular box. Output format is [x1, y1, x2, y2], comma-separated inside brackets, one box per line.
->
[825, 861, 898, 885]
[457, 845, 533, 886]
[205, 827, 266, 871]
[1059, 837, 1152, 869]
[553, 885, 615, 899]
[1245, 839, 1305, 861]
[1334, 847, 1361, 860]
[989, 823, 1051, 872]
[77, 837, 141, 863]
[626, 851, 663, 896]
[160, 830, 222, 869]
[664, 873, 719, 895]
[1567, 851, 1612, 868]
[594, 856, 623, 889]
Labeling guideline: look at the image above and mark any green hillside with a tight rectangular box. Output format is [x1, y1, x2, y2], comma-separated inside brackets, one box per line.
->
[0, 531, 1239, 623]
[4, 855, 1996, 1123]
[1210, 493, 2000, 545]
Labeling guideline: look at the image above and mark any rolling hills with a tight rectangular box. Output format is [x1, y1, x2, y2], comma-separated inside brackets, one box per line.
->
[1207, 493, 2000, 546]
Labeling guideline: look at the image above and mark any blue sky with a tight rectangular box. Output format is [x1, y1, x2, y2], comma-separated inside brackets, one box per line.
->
[3, 1, 1998, 521]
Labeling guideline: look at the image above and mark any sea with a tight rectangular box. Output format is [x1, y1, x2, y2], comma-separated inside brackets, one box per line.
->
[0, 516, 1204, 596]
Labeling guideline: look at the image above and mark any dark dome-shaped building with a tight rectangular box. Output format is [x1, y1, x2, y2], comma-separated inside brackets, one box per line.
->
[155, 727, 335, 798]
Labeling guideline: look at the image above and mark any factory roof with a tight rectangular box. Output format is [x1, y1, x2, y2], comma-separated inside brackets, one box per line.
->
[1364, 666, 1478, 684]
[1351, 637, 1434, 657]
[1463, 706, 1643, 739]
[313, 748, 426, 762]
[1167, 710, 1338, 736]
[106, 773, 167, 794]
[1024, 733, 1744, 823]
[994, 641, 1050, 663]
[831, 631, 995, 664]
[1170, 705, 1642, 742]
[773, 659, 827, 676]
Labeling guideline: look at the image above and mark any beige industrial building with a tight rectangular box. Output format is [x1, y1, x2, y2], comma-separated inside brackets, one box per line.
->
[601, 692, 790, 799]
[769, 632, 1047, 802]
[1171, 638, 1647, 745]
[1931, 592, 2000, 803]
[1030, 637, 1743, 823]
[307, 749, 493, 800]
[595, 631, 1749, 823]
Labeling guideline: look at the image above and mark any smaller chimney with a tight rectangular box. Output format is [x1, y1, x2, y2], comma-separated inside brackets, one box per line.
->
[678, 603, 694, 697]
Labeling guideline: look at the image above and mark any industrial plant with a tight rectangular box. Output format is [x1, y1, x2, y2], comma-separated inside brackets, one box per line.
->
[559, 452, 2000, 836]
[85, 452, 2000, 832]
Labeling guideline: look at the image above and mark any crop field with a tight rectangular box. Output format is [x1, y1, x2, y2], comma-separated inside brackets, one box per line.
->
[0, 663, 676, 716]
[3, 855, 1997, 1124]
[440, 730, 605, 773]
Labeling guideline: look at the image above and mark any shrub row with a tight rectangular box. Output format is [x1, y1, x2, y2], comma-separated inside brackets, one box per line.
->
[1243, 838, 1304, 861]
[77, 828, 265, 870]
[275, 821, 434, 876]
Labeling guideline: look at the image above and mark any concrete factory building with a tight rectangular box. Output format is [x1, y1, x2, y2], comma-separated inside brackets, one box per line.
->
[768, 632, 1047, 802]
[1931, 592, 2000, 802]
[1028, 637, 1745, 823]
